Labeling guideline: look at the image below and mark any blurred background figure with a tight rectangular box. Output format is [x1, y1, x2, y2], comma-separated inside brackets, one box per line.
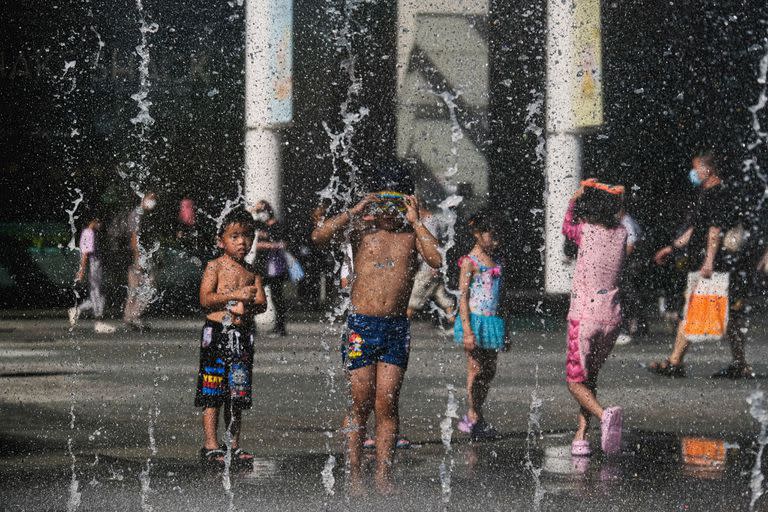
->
[69, 214, 116, 334]
[615, 206, 644, 345]
[124, 191, 158, 331]
[176, 195, 200, 257]
[252, 200, 289, 337]
[406, 202, 455, 322]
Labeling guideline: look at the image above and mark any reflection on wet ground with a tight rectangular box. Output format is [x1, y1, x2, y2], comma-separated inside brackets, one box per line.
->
[3, 318, 768, 510]
[2, 430, 764, 511]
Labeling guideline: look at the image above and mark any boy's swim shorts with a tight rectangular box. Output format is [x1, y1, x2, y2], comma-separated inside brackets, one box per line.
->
[194, 319, 254, 409]
[342, 314, 410, 371]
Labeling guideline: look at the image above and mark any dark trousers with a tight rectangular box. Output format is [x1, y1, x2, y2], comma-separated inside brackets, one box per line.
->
[265, 277, 287, 335]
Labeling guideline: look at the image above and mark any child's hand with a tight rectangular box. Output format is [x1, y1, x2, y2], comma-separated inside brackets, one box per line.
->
[573, 185, 586, 200]
[234, 286, 260, 303]
[349, 194, 378, 217]
[463, 331, 476, 351]
[230, 301, 246, 316]
[404, 195, 420, 225]
[75, 269, 85, 282]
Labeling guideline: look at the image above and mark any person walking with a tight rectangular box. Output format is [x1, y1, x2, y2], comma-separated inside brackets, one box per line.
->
[649, 152, 753, 378]
[123, 192, 158, 331]
[251, 200, 289, 337]
[69, 215, 116, 334]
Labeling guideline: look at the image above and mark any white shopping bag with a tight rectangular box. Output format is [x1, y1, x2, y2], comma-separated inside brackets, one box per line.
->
[255, 285, 276, 332]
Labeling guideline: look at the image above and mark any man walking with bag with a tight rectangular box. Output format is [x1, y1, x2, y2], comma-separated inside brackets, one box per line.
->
[649, 151, 754, 378]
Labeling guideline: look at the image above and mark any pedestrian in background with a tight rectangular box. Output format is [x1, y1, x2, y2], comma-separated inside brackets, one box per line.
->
[123, 191, 158, 331]
[407, 202, 455, 322]
[649, 152, 752, 378]
[251, 200, 289, 337]
[69, 215, 116, 334]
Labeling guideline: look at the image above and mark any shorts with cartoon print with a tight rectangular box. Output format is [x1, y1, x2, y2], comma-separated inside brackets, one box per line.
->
[194, 319, 254, 409]
[342, 314, 410, 371]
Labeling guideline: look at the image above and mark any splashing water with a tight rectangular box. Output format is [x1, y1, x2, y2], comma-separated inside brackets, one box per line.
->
[748, 391, 768, 511]
[130, 1, 158, 132]
[525, 365, 545, 512]
[317, 0, 371, 488]
[67, 405, 81, 512]
[221, 407, 235, 512]
[524, 90, 546, 162]
[438, 385, 459, 505]
[437, 90, 463, 177]
[430, 90, 465, 321]
[321, 454, 337, 495]
[89, 25, 105, 69]
[138, 404, 159, 512]
[65, 189, 84, 252]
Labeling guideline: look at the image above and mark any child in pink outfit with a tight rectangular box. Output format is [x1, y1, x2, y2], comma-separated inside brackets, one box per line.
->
[562, 179, 627, 456]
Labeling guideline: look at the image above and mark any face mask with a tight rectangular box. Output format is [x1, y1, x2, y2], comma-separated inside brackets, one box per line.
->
[143, 198, 157, 211]
[255, 211, 270, 222]
[688, 169, 703, 187]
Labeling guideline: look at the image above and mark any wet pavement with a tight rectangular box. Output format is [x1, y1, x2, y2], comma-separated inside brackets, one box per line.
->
[2, 314, 768, 511]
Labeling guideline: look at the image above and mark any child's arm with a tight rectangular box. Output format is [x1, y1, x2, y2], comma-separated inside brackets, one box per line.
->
[199, 261, 260, 310]
[457, 256, 476, 351]
[405, 195, 442, 269]
[311, 194, 376, 247]
[562, 198, 582, 245]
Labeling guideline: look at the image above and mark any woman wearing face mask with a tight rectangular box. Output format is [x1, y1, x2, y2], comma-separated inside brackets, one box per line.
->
[649, 152, 752, 378]
[251, 200, 289, 337]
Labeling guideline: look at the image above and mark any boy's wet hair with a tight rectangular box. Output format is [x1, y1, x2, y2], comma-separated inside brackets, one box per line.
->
[574, 186, 623, 229]
[369, 159, 415, 195]
[468, 210, 495, 233]
[218, 208, 256, 236]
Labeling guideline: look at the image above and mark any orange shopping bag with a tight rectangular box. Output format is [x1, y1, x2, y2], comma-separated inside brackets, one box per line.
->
[683, 272, 729, 342]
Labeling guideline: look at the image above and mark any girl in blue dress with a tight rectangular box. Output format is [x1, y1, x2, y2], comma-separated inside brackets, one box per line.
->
[454, 212, 505, 440]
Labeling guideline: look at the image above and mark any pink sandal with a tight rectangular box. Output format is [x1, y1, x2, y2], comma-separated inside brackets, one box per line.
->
[600, 407, 623, 455]
[457, 415, 476, 434]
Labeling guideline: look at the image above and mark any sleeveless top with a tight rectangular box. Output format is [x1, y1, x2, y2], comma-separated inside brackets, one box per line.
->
[459, 254, 502, 316]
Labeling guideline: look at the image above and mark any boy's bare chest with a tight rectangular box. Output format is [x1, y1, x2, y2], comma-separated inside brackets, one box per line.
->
[356, 231, 416, 268]
[216, 265, 256, 292]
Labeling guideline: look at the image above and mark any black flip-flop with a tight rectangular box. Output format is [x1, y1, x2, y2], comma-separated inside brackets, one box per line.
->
[648, 359, 686, 378]
[200, 447, 226, 465]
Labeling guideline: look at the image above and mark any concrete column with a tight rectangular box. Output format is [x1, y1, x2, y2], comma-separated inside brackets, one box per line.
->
[544, 0, 581, 294]
[244, 0, 293, 217]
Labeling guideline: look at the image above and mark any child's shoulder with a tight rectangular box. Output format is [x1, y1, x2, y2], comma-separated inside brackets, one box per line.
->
[207, 256, 261, 278]
[458, 254, 477, 268]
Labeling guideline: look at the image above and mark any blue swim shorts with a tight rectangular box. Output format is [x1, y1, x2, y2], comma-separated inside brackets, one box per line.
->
[342, 314, 410, 371]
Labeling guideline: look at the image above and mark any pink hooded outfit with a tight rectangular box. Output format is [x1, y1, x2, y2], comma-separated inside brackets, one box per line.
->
[562, 200, 627, 383]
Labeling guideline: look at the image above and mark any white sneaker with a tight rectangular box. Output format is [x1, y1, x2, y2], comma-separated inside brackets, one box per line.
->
[615, 333, 632, 346]
[94, 321, 117, 334]
[68, 307, 79, 327]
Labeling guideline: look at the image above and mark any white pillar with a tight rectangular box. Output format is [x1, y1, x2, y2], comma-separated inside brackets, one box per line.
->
[244, 129, 282, 215]
[244, 0, 293, 218]
[544, 0, 584, 294]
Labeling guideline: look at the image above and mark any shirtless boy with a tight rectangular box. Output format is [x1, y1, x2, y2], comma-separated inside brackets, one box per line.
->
[196, 209, 266, 465]
[312, 169, 442, 494]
